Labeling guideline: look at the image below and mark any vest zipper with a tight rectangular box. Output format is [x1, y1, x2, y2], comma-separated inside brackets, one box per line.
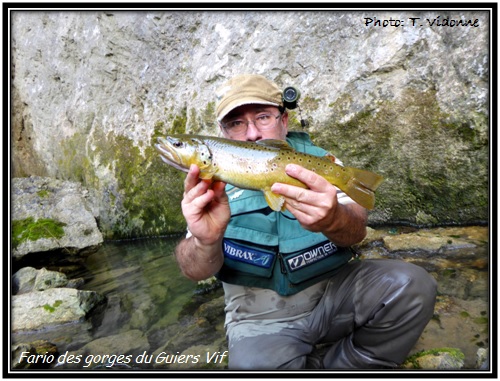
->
[277, 253, 287, 274]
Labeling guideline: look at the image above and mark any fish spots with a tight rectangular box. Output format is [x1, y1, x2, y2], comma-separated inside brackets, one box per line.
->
[198, 147, 213, 166]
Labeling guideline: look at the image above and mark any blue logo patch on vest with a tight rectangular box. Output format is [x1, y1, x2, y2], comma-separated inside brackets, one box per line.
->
[287, 241, 338, 272]
[223, 239, 274, 268]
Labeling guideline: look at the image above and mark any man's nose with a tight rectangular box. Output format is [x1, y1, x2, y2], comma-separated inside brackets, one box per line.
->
[245, 121, 262, 141]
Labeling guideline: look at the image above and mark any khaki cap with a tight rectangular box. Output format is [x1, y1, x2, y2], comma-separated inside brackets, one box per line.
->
[215, 74, 283, 122]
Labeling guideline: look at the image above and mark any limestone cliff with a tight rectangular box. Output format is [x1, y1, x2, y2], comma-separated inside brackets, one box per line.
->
[11, 10, 489, 238]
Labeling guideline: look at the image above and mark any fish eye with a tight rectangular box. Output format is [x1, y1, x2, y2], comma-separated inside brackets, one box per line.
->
[173, 141, 183, 148]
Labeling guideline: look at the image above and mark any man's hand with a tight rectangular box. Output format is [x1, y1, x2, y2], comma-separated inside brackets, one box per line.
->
[271, 164, 367, 246]
[181, 164, 230, 245]
[271, 164, 338, 232]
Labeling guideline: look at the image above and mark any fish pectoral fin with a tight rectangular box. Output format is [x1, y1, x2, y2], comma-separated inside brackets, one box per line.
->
[263, 189, 286, 212]
[325, 153, 336, 163]
[256, 139, 293, 150]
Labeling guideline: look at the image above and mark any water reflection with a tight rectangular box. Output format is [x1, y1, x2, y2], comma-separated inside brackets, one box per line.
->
[13, 235, 198, 355]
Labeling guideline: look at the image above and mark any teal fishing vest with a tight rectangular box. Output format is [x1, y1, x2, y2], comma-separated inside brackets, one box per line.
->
[216, 132, 354, 296]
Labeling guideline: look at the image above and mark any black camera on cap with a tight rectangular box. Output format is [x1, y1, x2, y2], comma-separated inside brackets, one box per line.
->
[282, 86, 308, 129]
[282, 86, 301, 110]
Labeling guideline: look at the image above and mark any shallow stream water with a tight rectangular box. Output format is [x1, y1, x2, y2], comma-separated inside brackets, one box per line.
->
[12, 227, 490, 370]
[12, 235, 198, 357]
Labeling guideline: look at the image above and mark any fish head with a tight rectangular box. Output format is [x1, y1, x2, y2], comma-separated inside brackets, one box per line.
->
[155, 135, 213, 173]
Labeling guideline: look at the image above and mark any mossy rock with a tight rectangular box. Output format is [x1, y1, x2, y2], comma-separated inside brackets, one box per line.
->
[60, 128, 186, 239]
[314, 88, 488, 226]
[402, 347, 465, 369]
[12, 217, 66, 250]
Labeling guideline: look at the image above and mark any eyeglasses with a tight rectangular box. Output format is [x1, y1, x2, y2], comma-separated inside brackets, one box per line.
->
[221, 113, 282, 136]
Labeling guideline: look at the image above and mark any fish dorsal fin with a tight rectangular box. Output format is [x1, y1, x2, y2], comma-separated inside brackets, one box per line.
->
[255, 139, 293, 150]
[263, 188, 286, 212]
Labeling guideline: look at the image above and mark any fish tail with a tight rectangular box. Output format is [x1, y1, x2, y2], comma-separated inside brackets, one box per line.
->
[349, 167, 384, 193]
[330, 167, 384, 210]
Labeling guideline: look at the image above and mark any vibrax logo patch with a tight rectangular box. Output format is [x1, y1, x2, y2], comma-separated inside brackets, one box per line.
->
[223, 239, 274, 268]
[287, 242, 337, 271]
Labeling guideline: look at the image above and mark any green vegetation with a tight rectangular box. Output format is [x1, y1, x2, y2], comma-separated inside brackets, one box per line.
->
[36, 190, 50, 198]
[473, 316, 488, 325]
[171, 107, 187, 135]
[12, 217, 66, 249]
[57, 132, 93, 184]
[42, 300, 63, 313]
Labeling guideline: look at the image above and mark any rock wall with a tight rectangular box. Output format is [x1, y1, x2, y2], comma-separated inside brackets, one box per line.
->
[11, 10, 490, 238]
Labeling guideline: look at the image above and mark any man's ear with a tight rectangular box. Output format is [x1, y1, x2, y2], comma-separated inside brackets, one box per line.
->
[281, 111, 289, 130]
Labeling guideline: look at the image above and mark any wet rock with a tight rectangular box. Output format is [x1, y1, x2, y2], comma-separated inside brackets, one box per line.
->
[91, 294, 130, 340]
[13, 267, 74, 295]
[12, 267, 38, 294]
[12, 288, 105, 331]
[12, 176, 103, 260]
[66, 277, 85, 289]
[195, 276, 223, 295]
[435, 268, 488, 300]
[58, 330, 150, 369]
[152, 295, 227, 369]
[383, 233, 469, 252]
[33, 268, 69, 291]
[402, 348, 465, 369]
[411, 295, 488, 369]
[153, 320, 215, 361]
[11, 340, 59, 369]
[194, 295, 225, 324]
[476, 348, 489, 370]
[77, 329, 149, 357]
[128, 296, 156, 330]
[16, 268, 86, 292]
[382, 227, 488, 253]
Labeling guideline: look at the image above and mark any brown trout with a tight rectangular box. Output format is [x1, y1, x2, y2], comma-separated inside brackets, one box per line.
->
[155, 134, 384, 210]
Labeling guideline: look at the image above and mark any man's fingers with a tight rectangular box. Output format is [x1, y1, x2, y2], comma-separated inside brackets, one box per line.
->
[184, 164, 201, 193]
[285, 164, 329, 191]
[271, 183, 314, 206]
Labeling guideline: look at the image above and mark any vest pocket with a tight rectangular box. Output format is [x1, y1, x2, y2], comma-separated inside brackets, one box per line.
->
[222, 239, 276, 278]
[281, 241, 353, 284]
